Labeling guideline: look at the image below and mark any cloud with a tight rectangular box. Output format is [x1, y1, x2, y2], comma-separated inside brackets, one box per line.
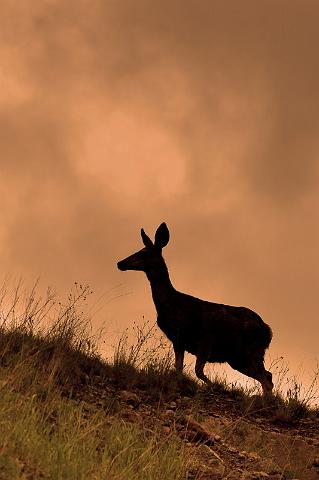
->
[0, 0, 318, 375]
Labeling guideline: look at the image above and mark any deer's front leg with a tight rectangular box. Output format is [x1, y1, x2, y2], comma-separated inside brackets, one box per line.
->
[173, 345, 185, 373]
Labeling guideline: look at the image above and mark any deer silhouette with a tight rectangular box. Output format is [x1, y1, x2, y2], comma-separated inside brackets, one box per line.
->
[117, 223, 273, 396]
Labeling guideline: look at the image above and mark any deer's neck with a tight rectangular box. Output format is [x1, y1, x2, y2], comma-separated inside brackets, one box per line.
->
[146, 263, 175, 313]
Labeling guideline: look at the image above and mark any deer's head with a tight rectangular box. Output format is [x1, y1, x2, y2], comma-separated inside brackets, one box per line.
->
[117, 223, 170, 274]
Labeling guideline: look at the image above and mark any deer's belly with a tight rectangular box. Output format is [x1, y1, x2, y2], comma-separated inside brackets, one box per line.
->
[157, 315, 194, 345]
[157, 315, 231, 361]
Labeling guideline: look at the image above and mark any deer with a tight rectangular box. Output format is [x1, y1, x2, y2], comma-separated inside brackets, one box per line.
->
[117, 222, 273, 397]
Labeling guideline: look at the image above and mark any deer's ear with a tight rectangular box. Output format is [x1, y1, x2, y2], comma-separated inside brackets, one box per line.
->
[154, 223, 170, 249]
[141, 228, 154, 248]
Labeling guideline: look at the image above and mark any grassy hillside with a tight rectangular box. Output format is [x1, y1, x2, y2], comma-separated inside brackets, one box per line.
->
[0, 283, 318, 480]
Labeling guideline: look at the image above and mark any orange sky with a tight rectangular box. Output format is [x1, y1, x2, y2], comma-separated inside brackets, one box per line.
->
[1, 1, 318, 391]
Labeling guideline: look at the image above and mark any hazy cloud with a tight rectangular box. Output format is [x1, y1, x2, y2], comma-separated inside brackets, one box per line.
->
[0, 0, 318, 377]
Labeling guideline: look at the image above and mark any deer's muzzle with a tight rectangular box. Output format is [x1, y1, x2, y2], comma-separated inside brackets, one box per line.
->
[117, 260, 128, 271]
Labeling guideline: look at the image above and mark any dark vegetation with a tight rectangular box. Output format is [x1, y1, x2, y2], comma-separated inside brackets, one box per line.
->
[0, 282, 318, 479]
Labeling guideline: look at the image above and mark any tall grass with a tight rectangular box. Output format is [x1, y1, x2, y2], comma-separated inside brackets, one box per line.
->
[0, 281, 191, 480]
[0, 281, 318, 480]
[0, 387, 187, 480]
[0, 389, 95, 479]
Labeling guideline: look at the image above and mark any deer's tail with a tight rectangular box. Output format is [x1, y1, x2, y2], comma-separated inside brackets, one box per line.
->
[260, 323, 273, 351]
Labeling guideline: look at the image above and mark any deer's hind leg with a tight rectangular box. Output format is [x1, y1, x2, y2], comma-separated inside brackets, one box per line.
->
[195, 355, 213, 386]
[229, 355, 273, 398]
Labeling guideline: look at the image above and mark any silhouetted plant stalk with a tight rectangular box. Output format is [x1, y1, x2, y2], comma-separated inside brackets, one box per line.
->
[114, 319, 172, 370]
[0, 280, 101, 363]
[267, 355, 319, 416]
